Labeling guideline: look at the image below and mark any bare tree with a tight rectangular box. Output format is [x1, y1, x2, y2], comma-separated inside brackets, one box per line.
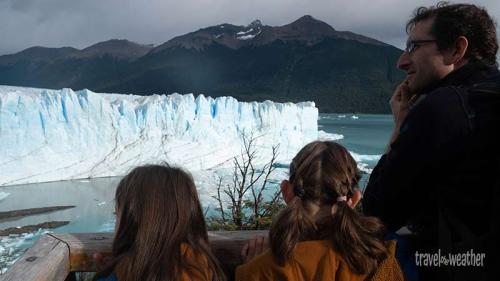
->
[210, 134, 284, 230]
[246, 144, 280, 229]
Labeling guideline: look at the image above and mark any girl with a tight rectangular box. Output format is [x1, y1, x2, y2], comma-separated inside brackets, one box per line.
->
[95, 164, 225, 281]
[236, 141, 404, 281]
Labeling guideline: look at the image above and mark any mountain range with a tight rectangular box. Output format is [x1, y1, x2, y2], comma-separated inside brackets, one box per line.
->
[0, 15, 405, 113]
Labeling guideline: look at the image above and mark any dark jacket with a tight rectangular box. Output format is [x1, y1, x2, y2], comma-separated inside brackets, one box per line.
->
[363, 63, 500, 279]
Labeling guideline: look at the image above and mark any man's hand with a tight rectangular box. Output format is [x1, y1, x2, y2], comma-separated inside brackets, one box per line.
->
[390, 80, 415, 125]
[240, 235, 268, 263]
[386, 80, 418, 153]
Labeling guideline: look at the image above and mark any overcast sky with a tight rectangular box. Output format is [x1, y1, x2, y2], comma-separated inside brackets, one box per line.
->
[1, 0, 499, 55]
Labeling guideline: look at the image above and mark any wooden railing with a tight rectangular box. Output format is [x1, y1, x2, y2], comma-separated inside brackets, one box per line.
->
[0, 231, 266, 281]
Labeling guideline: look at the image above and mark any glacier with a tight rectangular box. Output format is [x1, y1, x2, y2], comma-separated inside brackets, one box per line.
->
[0, 86, 318, 186]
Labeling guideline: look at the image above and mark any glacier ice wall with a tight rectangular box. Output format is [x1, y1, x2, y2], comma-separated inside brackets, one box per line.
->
[0, 86, 318, 186]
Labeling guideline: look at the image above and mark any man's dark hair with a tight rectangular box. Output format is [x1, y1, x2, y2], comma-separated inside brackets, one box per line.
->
[407, 1, 498, 66]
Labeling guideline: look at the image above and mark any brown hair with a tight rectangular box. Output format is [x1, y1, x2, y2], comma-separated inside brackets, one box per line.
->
[407, 1, 498, 66]
[269, 141, 388, 275]
[95, 164, 225, 281]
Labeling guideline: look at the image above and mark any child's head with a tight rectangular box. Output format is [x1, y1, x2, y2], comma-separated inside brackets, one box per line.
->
[98, 164, 224, 281]
[284, 140, 360, 205]
[271, 141, 388, 275]
[114, 164, 205, 243]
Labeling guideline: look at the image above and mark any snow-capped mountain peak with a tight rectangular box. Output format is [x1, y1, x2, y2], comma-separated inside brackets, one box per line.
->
[235, 20, 263, 40]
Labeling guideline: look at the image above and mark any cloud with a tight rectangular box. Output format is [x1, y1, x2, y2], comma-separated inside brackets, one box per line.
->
[0, 0, 499, 54]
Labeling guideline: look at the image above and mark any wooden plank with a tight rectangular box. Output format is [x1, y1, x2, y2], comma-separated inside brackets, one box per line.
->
[0, 234, 70, 281]
[50, 230, 267, 272]
[2, 230, 415, 278]
[209, 230, 268, 271]
[50, 233, 114, 272]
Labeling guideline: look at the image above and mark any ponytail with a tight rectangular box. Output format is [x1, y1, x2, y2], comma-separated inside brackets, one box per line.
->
[269, 197, 317, 266]
[328, 202, 388, 275]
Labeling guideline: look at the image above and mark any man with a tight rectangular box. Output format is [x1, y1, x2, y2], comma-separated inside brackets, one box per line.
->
[363, 2, 500, 280]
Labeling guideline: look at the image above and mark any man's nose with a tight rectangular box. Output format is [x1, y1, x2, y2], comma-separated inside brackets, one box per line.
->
[397, 51, 410, 70]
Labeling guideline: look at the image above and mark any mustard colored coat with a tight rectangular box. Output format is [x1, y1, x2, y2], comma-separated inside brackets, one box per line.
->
[236, 240, 404, 281]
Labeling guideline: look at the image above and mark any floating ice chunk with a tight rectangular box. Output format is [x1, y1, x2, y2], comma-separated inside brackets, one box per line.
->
[96, 201, 106, 206]
[0, 229, 50, 273]
[350, 152, 381, 162]
[318, 130, 344, 141]
[358, 163, 373, 174]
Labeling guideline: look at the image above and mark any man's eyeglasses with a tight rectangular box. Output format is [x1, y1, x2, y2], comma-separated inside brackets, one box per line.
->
[405, 39, 437, 54]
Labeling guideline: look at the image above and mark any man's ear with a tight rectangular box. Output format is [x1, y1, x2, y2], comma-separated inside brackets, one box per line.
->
[444, 36, 469, 66]
[280, 180, 294, 204]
